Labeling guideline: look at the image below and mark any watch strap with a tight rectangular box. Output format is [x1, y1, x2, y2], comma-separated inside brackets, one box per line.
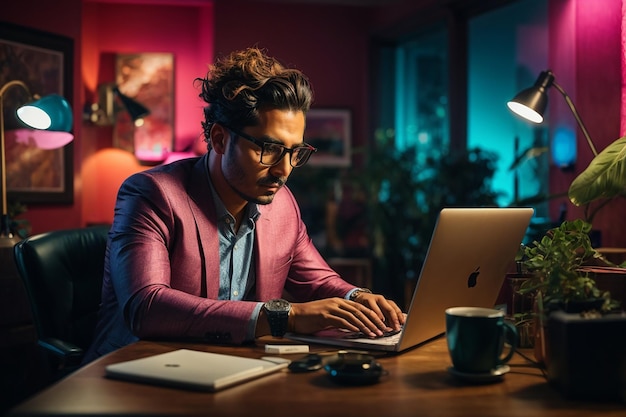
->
[263, 299, 291, 337]
[266, 310, 289, 337]
[349, 288, 372, 301]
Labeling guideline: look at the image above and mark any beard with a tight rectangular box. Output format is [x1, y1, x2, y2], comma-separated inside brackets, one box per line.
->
[228, 176, 285, 205]
[223, 143, 287, 205]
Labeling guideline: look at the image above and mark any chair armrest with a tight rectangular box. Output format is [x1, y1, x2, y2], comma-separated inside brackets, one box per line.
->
[38, 337, 84, 361]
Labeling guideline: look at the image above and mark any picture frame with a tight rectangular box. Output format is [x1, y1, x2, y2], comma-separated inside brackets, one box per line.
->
[0, 22, 74, 204]
[305, 109, 351, 167]
[113, 53, 175, 164]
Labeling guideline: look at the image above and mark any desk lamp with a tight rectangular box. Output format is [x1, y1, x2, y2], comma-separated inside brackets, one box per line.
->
[507, 70, 626, 219]
[0, 80, 73, 246]
[507, 70, 598, 157]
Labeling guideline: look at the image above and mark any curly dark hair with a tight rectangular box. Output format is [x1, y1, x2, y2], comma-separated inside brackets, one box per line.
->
[196, 47, 314, 145]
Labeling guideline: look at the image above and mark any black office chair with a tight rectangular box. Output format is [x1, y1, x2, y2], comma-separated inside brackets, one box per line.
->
[13, 225, 109, 379]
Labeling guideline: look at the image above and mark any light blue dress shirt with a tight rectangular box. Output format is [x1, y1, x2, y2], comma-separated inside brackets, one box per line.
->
[207, 176, 262, 340]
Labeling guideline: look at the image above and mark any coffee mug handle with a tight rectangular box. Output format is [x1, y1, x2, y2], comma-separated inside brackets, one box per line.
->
[498, 321, 518, 365]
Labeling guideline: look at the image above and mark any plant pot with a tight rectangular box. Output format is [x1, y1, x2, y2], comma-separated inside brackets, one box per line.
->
[546, 310, 626, 401]
[533, 297, 606, 367]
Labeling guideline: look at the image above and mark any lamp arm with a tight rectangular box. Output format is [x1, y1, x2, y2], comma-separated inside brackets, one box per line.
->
[552, 81, 598, 157]
[0, 80, 32, 237]
[0, 80, 31, 97]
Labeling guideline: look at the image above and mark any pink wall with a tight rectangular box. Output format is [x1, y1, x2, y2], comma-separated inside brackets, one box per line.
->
[80, 1, 214, 225]
[548, 0, 626, 247]
[81, 1, 214, 153]
[623, 0, 626, 137]
[574, 0, 626, 248]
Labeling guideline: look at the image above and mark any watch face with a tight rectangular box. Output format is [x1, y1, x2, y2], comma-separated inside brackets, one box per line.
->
[266, 299, 291, 312]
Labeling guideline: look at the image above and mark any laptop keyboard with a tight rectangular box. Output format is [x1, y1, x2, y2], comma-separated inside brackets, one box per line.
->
[342, 328, 402, 344]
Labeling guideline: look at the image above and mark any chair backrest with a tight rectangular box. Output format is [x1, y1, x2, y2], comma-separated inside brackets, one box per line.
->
[13, 226, 109, 352]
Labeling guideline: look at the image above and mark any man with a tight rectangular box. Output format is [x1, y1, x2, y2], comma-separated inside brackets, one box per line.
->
[84, 47, 404, 362]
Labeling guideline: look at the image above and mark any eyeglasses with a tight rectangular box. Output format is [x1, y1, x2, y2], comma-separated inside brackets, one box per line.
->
[225, 125, 317, 168]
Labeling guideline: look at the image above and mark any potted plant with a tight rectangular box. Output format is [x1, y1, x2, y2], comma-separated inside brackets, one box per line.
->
[512, 129, 626, 400]
[529, 132, 626, 312]
[519, 219, 618, 312]
[516, 218, 621, 365]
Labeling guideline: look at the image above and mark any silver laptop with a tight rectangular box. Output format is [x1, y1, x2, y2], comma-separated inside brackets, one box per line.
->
[286, 207, 534, 353]
[105, 349, 290, 391]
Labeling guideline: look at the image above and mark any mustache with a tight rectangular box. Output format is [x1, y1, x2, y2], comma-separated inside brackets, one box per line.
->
[258, 175, 286, 187]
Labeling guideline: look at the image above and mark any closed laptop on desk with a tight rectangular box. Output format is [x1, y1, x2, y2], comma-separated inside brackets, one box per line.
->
[105, 349, 289, 391]
[287, 207, 534, 352]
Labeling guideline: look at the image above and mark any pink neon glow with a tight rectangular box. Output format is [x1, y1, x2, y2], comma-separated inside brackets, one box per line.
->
[134, 149, 167, 163]
[622, 0, 626, 136]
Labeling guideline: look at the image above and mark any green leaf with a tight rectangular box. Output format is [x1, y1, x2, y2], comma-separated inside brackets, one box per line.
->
[568, 136, 626, 206]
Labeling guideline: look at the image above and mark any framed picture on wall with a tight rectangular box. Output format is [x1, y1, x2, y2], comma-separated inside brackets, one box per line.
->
[305, 108, 351, 167]
[114, 52, 175, 164]
[0, 22, 74, 204]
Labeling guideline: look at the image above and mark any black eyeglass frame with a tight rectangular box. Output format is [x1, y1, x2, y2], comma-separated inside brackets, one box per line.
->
[223, 125, 317, 168]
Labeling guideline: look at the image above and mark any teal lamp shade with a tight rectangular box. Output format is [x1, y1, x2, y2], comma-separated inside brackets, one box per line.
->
[16, 93, 73, 132]
[507, 70, 555, 124]
[1, 80, 74, 242]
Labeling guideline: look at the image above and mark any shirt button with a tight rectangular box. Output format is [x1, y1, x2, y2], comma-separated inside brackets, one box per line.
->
[233, 290, 239, 297]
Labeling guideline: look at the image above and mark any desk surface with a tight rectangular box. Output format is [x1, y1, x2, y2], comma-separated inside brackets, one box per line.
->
[8, 337, 625, 417]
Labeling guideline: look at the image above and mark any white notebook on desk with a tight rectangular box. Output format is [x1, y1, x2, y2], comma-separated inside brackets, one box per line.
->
[105, 349, 289, 392]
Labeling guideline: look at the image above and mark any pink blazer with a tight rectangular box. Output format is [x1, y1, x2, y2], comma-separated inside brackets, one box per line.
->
[85, 155, 355, 361]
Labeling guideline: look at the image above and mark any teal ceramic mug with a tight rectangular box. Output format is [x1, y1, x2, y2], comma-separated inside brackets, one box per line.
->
[445, 307, 518, 374]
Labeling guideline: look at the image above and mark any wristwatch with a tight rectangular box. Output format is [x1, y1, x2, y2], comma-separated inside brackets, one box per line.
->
[263, 299, 292, 337]
[349, 288, 372, 301]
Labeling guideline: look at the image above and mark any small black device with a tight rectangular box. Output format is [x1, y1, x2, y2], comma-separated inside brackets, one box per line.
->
[323, 352, 385, 385]
[287, 354, 324, 373]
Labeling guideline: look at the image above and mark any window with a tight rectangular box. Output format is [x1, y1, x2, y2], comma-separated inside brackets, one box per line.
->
[393, 25, 449, 166]
[379, 25, 450, 165]
[377, 0, 549, 217]
[468, 0, 548, 212]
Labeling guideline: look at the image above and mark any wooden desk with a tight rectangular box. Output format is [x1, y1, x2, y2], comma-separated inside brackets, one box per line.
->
[8, 337, 625, 416]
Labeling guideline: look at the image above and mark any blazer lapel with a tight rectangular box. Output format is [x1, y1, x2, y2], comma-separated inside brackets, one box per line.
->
[255, 212, 273, 300]
[186, 155, 220, 298]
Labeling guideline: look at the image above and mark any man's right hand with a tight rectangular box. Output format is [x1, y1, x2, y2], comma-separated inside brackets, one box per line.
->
[287, 296, 403, 338]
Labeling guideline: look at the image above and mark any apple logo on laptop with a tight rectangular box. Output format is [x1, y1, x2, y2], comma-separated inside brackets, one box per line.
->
[467, 267, 480, 288]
